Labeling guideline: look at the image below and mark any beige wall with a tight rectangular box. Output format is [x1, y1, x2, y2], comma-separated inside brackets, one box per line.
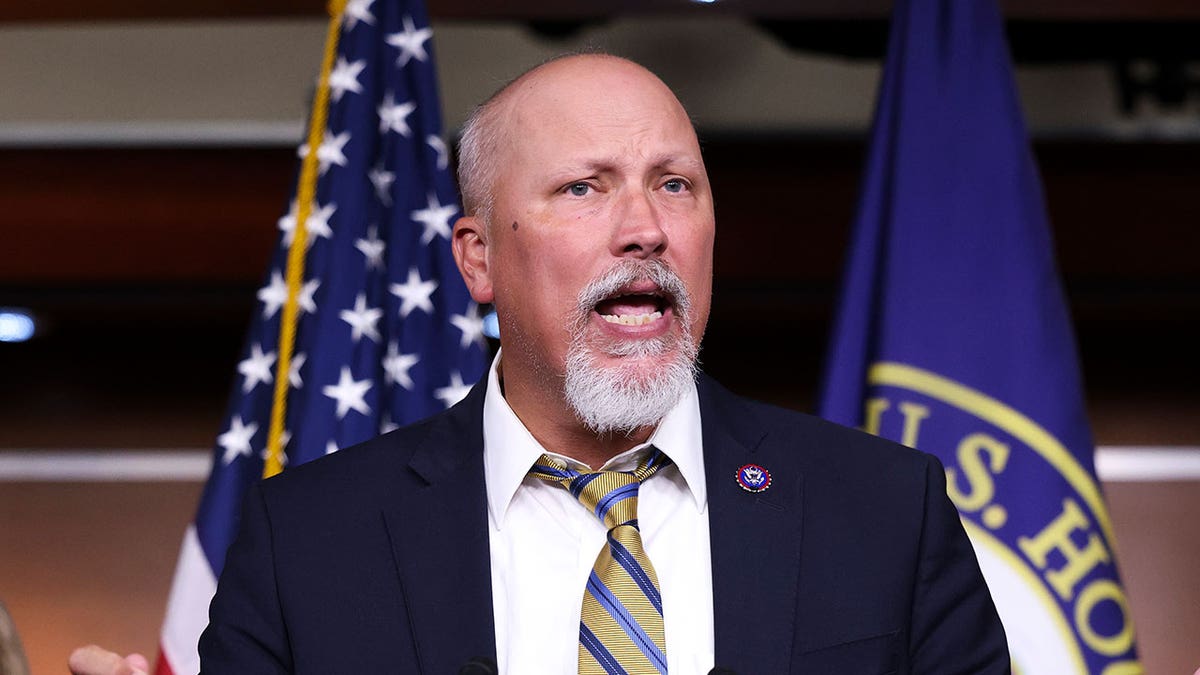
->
[0, 18, 1190, 142]
[1, 482, 202, 675]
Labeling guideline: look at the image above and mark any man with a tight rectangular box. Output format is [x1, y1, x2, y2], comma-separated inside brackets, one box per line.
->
[72, 54, 1008, 674]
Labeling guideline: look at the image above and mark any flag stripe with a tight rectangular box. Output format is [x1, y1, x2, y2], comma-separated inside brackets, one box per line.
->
[158, 526, 216, 675]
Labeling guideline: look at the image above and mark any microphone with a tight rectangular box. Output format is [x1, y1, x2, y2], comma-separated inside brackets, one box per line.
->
[708, 668, 738, 675]
[457, 656, 498, 675]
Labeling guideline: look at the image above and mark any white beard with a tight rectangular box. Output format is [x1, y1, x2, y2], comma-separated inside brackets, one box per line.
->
[563, 260, 699, 436]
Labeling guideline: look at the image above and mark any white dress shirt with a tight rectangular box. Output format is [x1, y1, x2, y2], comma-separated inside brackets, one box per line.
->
[483, 353, 715, 674]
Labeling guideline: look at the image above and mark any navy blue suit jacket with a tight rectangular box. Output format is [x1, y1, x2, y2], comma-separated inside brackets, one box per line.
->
[200, 374, 1008, 674]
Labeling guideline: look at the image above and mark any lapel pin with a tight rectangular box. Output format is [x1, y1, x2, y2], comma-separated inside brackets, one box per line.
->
[735, 463, 772, 493]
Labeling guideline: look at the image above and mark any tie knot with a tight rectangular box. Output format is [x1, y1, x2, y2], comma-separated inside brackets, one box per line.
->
[529, 448, 673, 531]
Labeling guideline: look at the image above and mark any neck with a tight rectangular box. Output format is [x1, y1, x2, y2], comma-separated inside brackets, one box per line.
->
[497, 357, 657, 469]
[552, 423, 656, 470]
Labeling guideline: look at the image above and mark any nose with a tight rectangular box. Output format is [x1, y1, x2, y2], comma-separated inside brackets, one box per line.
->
[611, 188, 668, 259]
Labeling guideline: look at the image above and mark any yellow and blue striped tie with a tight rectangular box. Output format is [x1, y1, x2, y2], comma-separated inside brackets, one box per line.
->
[529, 449, 673, 675]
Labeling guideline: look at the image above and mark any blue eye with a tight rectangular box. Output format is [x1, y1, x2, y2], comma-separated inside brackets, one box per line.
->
[663, 179, 686, 193]
[567, 183, 591, 196]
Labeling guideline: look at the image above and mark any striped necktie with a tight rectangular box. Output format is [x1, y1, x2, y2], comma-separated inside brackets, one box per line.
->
[529, 449, 674, 675]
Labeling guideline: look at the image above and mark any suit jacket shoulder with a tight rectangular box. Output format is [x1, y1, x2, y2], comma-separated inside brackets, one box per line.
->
[201, 381, 496, 675]
[697, 374, 1008, 674]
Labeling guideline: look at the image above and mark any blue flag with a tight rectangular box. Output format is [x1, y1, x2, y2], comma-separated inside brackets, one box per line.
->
[157, 2, 486, 672]
[818, 0, 1141, 672]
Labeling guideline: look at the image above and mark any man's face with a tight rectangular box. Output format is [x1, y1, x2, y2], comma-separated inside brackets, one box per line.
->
[459, 57, 715, 423]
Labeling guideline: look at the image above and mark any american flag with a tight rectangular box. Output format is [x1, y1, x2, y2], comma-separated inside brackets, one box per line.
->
[156, 1, 486, 672]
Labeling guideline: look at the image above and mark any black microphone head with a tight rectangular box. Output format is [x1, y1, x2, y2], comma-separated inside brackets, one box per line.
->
[458, 656, 498, 675]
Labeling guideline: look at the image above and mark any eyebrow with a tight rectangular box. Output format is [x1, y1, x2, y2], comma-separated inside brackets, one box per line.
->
[552, 154, 706, 178]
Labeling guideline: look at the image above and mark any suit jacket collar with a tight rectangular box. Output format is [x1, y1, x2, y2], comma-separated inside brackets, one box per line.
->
[382, 371, 497, 674]
[700, 374, 805, 674]
[381, 371, 806, 674]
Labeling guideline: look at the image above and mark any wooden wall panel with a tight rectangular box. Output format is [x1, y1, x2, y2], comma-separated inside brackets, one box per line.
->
[0, 149, 288, 284]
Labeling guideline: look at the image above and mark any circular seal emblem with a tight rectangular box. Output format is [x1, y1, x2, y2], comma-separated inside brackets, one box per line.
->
[735, 464, 772, 492]
[865, 361, 1137, 674]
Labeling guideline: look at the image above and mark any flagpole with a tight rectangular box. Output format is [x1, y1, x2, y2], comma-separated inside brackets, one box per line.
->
[264, 0, 348, 479]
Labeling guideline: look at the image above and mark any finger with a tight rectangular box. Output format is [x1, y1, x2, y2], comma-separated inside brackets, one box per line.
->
[126, 653, 151, 673]
[68, 645, 124, 674]
[67, 645, 145, 675]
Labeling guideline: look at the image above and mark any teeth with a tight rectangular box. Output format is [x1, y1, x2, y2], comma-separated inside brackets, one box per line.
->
[601, 311, 663, 326]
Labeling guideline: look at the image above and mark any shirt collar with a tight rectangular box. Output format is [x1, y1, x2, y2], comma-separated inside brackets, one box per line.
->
[482, 350, 707, 528]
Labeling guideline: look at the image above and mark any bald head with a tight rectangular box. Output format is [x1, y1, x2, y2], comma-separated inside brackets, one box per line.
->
[449, 52, 715, 457]
[456, 54, 697, 227]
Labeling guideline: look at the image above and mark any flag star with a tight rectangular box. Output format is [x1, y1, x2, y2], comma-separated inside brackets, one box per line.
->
[323, 366, 373, 419]
[237, 343, 276, 393]
[260, 443, 289, 467]
[279, 201, 336, 248]
[383, 341, 420, 390]
[434, 371, 472, 408]
[450, 308, 486, 349]
[277, 201, 299, 245]
[258, 271, 289, 319]
[327, 57, 366, 102]
[325, 440, 340, 455]
[257, 271, 319, 317]
[355, 226, 386, 270]
[288, 352, 306, 388]
[317, 130, 351, 174]
[339, 292, 384, 343]
[369, 164, 395, 205]
[218, 416, 259, 465]
[298, 278, 321, 314]
[298, 130, 351, 174]
[305, 202, 336, 242]
[411, 192, 457, 244]
[342, 0, 375, 29]
[378, 93, 416, 137]
[385, 15, 433, 68]
[426, 134, 449, 170]
[390, 267, 438, 318]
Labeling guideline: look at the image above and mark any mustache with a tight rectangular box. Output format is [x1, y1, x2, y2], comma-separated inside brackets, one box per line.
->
[574, 258, 691, 319]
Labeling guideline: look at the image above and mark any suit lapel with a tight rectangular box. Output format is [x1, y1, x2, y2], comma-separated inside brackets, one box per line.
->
[382, 379, 497, 674]
[375, 372, 808, 673]
[700, 375, 805, 674]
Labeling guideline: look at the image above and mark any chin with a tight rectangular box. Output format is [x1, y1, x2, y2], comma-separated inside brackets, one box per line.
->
[563, 334, 698, 436]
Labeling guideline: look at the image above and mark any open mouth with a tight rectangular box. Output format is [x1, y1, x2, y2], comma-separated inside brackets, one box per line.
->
[594, 288, 671, 326]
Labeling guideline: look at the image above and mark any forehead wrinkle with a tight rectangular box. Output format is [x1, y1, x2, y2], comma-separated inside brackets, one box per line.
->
[544, 151, 705, 182]
[483, 55, 708, 201]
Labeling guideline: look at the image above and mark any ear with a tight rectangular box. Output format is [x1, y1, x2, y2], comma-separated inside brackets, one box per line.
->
[451, 215, 495, 304]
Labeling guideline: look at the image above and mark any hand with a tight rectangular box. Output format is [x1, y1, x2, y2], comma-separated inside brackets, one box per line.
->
[68, 645, 150, 675]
